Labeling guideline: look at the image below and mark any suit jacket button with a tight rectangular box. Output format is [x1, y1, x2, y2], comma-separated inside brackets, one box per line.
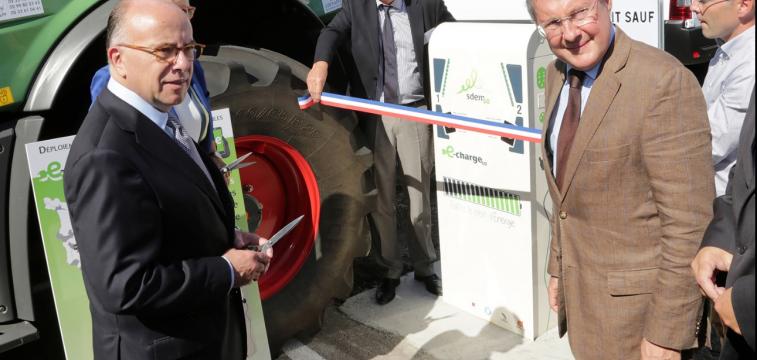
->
[738, 246, 746, 254]
[559, 211, 567, 220]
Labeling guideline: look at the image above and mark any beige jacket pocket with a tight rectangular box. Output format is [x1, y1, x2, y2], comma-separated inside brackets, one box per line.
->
[607, 267, 658, 296]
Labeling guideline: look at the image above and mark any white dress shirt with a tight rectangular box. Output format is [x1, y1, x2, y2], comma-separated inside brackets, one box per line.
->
[702, 25, 755, 196]
[549, 26, 615, 176]
[376, 0, 424, 104]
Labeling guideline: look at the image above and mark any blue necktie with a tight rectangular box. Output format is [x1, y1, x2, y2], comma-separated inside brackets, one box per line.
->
[166, 110, 215, 189]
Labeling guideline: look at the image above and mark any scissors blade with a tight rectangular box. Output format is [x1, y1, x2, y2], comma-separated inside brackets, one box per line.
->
[253, 215, 304, 252]
[232, 161, 255, 171]
[222, 152, 253, 173]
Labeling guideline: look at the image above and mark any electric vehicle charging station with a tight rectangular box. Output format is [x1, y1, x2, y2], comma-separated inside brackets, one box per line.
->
[429, 22, 555, 340]
[428, 0, 663, 341]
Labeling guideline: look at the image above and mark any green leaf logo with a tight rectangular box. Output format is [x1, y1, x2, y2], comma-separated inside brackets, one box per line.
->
[536, 67, 546, 90]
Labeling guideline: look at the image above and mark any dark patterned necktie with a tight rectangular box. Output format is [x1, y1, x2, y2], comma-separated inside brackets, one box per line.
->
[379, 4, 399, 104]
[556, 69, 585, 188]
[166, 110, 215, 189]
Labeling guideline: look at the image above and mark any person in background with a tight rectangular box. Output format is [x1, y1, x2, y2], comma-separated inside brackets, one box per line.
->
[528, 0, 715, 358]
[306, 0, 454, 305]
[64, 1, 271, 358]
[692, 85, 755, 360]
[690, 1, 754, 358]
[692, 0, 755, 198]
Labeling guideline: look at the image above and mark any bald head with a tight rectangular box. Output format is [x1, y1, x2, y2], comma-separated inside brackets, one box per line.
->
[106, 0, 195, 111]
[107, 0, 190, 48]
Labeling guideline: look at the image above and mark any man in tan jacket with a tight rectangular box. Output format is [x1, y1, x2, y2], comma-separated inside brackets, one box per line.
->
[527, 0, 715, 358]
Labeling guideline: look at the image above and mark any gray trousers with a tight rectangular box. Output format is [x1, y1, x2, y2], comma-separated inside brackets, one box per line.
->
[373, 110, 437, 279]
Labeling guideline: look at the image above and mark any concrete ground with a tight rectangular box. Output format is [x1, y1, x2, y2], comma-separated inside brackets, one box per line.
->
[277, 271, 574, 360]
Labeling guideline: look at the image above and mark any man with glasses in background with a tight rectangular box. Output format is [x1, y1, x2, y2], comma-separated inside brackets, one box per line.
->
[527, 0, 715, 358]
[690, 1, 754, 358]
[64, 0, 272, 358]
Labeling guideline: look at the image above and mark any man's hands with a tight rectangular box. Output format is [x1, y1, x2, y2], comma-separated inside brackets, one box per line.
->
[548, 276, 559, 312]
[640, 338, 680, 360]
[691, 246, 733, 300]
[224, 231, 274, 287]
[714, 287, 742, 335]
[306, 61, 329, 102]
[692, 246, 742, 334]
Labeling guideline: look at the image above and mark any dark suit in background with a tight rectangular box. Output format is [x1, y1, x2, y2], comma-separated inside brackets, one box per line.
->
[701, 86, 756, 359]
[313, 0, 454, 101]
[311, 0, 454, 304]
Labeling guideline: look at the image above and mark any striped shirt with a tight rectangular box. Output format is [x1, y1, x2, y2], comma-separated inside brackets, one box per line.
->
[376, 0, 424, 104]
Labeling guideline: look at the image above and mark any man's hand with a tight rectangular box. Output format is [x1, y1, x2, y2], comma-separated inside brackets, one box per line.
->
[306, 61, 329, 102]
[226, 230, 274, 287]
[640, 338, 680, 360]
[548, 276, 559, 312]
[211, 152, 230, 185]
[691, 246, 733, 300]
[714, 287, 742, 335]
[234, 230, 274, 271]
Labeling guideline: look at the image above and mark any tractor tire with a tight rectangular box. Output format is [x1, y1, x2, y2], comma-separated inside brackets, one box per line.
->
[199, 46, 375, 354]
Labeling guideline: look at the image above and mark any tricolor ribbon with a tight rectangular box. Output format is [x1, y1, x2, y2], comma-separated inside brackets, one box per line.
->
[298, 92, 542, 143]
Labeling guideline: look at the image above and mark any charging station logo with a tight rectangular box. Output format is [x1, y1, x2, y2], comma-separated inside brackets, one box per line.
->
[457, 70, 491, 105]
[442, 145, 488, 166]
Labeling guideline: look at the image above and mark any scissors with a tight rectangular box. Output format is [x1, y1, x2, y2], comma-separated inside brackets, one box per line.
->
[221, 152, 255, 174]
[247, 215, 304, 252]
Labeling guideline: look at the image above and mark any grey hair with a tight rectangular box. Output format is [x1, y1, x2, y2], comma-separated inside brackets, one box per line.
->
[105, 0, 133, 48]
[525, 0, 536, 21]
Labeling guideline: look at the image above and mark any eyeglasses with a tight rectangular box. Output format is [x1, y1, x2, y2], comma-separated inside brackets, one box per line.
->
[179, 5, 196, 19]
[691, 0, 729, 15]
[117, 42, 205, 63]
[537, 0, 600, 39]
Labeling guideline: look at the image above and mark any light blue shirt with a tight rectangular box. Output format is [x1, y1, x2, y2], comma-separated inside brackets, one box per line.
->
[107, 78, 172, 138]
[107, 78, 236, 291]
[549, 26, 616, 176]
[702, 25, 755, 196]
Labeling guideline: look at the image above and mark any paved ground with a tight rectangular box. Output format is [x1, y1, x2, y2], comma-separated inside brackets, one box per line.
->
[277, 271, 574, 360]
[273, 169, 576, 359]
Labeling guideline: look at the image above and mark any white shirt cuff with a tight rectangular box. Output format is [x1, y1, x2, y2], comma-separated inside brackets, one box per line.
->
[221, 255, 235, 292]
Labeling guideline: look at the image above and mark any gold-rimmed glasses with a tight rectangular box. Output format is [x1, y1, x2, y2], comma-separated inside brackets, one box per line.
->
[691, 0, 730, 16]
[117, 42, 205, 63]
[537, 0, 600, 39]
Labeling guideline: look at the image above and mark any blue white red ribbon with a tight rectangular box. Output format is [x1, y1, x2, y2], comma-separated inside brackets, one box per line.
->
[298, 92, 542, 143]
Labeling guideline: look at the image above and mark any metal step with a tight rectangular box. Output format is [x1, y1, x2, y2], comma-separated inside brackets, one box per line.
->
[0, 321, 39, 354]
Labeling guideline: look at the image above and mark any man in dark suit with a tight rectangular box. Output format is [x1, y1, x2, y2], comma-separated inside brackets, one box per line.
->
[693, 86, 756, 359]
[306, 0, 454, 305]
[63, 1, 271, 358]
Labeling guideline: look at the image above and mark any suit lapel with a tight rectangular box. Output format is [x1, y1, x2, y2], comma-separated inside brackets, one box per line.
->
[101, 90, 227, 217]
[557, 29, 630, 202]
[733, 98, 756, 218]
[738, 94, 755, 191]
[406, 0, 426, 80]
[363, 0, 381, 94]
[136, 116, 226, 217]
[543, 62, 566, 198]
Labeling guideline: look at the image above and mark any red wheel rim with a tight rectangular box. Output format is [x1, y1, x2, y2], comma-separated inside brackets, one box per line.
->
[235, 135, 320, 300]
